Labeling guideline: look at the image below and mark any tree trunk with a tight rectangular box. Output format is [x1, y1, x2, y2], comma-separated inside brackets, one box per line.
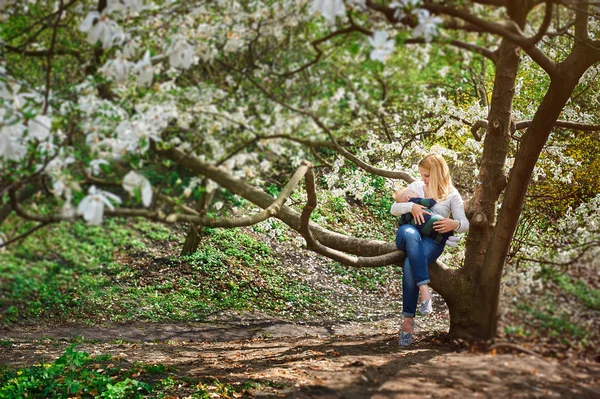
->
[477, 37, 600, 338]
[180, 181, 215, 256]
[457, 37, 521, 339]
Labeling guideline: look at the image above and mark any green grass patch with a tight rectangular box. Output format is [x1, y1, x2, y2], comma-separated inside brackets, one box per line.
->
[540, 267, 600, 310]
[1, 218, 328, 325]
[0, 345, 272, 398]
[515, 302, 592, 346]
[0, 344, 152, 398]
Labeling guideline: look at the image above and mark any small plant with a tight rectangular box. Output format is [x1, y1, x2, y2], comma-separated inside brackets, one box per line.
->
[0, 344, 152, 398]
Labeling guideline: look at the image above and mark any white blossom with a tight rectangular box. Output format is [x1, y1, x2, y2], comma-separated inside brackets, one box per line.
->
[165, 38, 195, 69]
[79, 11, 125, 49]
[77, 186, 122, 225]
[0, 124, 26, 161]
[412, 9, 443, 42]
[390, 0, 421, 19]
[100, 53, 133, 84]
[28, 115, 51, 141]
[133, 50, 154, 86]
[310, 0, 346, 23]
[89, 159, 109, 175]
[368, 31, 395, 63]
[122, 170, 153, 207]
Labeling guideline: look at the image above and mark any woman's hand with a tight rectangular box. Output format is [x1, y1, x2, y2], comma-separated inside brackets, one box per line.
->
[411, 203, 431, 225]
[433, 218, 459, 233]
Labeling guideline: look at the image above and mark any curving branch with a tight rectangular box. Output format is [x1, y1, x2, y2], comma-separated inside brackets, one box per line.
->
[253, 133, 416, 183]
[9, 163, 311, 230]
[335, 146, 416, 183]
[529, 0, 554, 45]
[216, 61, 416, 183]
[5, 0, 79, 45]
[403, 37, 497, 62]
[9, 189, 71, 223]
[471, 120, 488, 141]
[277, 23, 368, 78]
[574, 0, 590, 41]
[515, 120, 600, 131]
[423, 4, 558, 79]
[3, 45, 82, 61]
[364, 1, 558, 79]
[298, 162, 405, 267]
[154, 162, 311, 227]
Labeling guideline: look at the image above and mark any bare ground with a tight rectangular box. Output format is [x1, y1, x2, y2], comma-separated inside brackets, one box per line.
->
[1, 313, 599, 398]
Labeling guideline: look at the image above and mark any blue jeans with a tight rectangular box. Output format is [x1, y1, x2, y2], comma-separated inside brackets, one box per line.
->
[395, 224, 445, 317]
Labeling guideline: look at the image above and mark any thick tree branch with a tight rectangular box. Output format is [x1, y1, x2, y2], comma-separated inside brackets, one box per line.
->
[515, 120, 600, 131]
[153, 144, 397, 257]
[422, 4, 559, 79]
[471, 120, 488, 141]
[155, 162, 310, 227]
[298, 163, 405, 267]
[574, 0, 590, 41]
[153, 144, 459, 298]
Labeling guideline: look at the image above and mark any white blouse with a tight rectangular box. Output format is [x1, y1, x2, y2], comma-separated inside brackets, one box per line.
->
[390, 181, 470, 234]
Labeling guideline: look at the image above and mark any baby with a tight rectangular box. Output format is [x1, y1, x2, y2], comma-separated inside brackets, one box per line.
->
[394, 188, 460, 247]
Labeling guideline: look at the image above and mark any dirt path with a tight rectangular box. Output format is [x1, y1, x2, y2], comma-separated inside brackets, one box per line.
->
[2, 316, 599, 398]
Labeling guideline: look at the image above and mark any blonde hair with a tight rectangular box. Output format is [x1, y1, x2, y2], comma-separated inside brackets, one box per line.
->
[418, 154, 453, 201]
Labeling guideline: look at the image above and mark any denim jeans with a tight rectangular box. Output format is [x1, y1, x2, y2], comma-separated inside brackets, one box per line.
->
[395, 224, 445, 317]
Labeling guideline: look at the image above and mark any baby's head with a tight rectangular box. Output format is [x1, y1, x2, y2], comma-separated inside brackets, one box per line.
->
[397, 188, 418, 203]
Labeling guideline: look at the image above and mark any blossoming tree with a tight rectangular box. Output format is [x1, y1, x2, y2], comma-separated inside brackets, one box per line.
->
[1, 0, 599, 340]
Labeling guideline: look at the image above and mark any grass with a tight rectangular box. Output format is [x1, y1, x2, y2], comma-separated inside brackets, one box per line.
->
[540, 267, 600, 310]
[0, 344, 275, 398]
[507, 301, 594, 347]
[0, 218, 329, 326]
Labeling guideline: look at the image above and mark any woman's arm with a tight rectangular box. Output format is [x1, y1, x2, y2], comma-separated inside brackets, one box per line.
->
[449, 193, 469, 234]
[390, 201, 413, 216]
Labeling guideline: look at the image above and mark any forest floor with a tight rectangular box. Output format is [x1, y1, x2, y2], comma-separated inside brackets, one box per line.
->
[1, 222, 599, 397]
[2, 310, 599, 398]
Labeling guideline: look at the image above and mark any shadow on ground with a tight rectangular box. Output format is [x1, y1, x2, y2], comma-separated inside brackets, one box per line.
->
[1, 318, 598, 398]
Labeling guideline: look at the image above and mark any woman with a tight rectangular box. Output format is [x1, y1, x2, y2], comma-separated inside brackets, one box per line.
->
[391, 154, 469, 346]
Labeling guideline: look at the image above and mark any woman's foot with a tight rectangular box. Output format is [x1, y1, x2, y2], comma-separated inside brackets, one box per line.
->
[419, 285, 433, 315]
[399, 318, 414, 346]
[420, 297, 433, 315]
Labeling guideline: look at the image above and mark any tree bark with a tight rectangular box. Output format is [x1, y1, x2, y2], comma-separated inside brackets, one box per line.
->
[456, 37, 521, 339]
[452, 2, 533, 339]
[477, 35, 600, 338]
[180, 180, 214, 256]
